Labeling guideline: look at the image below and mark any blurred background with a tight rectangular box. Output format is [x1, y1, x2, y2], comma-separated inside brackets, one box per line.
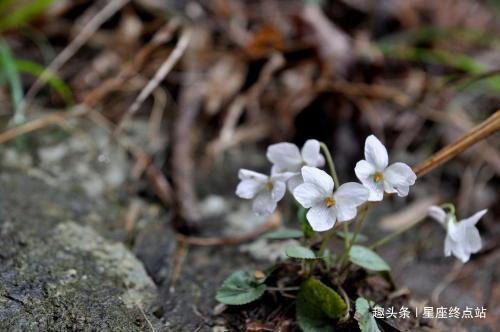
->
[0, 0, 498, 331]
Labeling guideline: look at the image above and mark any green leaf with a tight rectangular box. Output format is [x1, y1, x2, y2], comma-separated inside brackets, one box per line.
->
[336, 231, 367, 243]
[298, 207, 314, 239]
[0, 38, 24, 124]
[14, 59, 73, 105]
[263, 228, 303, 239]
[348, 245, 390, 271]
[285, 245, 317, 259]
[355, 297, 381, 332]
[296, 278, 347, 332]
[0, 0, 59, 33]
[215, 270, 267, 305]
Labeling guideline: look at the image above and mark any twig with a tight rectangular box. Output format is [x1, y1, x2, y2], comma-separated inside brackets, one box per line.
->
[206, 53, 284, 155]
[169, 237, 189, 289]
[0, 105, 89, 145]
[317, 79, 411, 106]
[431, 261, 463, 306]
[20, 0, 131, 111]
[413, 110, 500, 177]
[170, 84, 203, 230]
[83, 19, 181, 107]
[176, 210, 281, 246]
[206, 123, 271, 156]
[115, 28, 192, 134]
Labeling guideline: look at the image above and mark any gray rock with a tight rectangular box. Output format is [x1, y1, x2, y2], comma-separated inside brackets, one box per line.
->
[0, 170, 160, 331]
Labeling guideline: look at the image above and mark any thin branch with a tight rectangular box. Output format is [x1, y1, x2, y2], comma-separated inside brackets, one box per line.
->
[176, 210, 281, 246]
[114, 28, 192, 134]
[0, 106, 89, 144]
[413, 110, 500, 177]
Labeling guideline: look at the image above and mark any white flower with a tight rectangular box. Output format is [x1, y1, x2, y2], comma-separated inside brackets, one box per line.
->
[235, 169, 288, 216]
[293, 166, 369, 232]
[355, 135, 416, 201]
[428, 206, 487, 263]
[266, 139, 325, 192]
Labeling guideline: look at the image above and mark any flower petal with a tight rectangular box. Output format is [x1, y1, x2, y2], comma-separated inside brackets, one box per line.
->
[301, 139, 325, 167]
[238, 169, 267, 182]
[460, 209, 487, 228]
[333, 183, 369, 222]
[354, 160, 375, 182]
[301, 166, 334, 194]
[383, 162, 416, 197]
[447, 221, 466, 242]
[306, 204, 335, 232]
[271, 171, 295, 182]
[293, 183, 325, 208]
[358, 176, 384, 201]
[271, 180, 286, 202]
[287, 174, 304, 193]
[354, 160, 383, 201]
[364, 135, 388, 170]
[252, 192, 276, 216]
[266, 142, 302, 172]
[444, 235, 452, 257]
[334, 182, 369, 208]
[444, 234, 469, 262]
[464, 226, 482, 254]
[451, 240, 470, 263]
[428, 206, 446, 225]
[335, 205, 357, 222]
[236, 179, 263, 199]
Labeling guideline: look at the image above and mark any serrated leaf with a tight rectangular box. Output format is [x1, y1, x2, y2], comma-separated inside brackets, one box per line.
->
[215, 270, 267, 305]
[296, 278, 347, 332]
[285, 245, 317, 259]
[355, 297, 381, 332]
[349, 246, 390, 271]
[263, 228, 303, 239]
[336, 231, 367, 243]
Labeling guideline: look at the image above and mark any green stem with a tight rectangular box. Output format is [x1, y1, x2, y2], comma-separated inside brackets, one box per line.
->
[369, 216, 426, 250]
[317, 227, 336, 257]
[440, 203, 455, 215]
[338, 204, 370, 267]
[342, 220, 350, 252]
[320, 142, 340, 189]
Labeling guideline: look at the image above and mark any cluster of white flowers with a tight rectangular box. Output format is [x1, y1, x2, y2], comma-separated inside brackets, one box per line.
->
[428, 206, 487, 263]
[236, 135, 417, 232]
[355, 135, 417, 201]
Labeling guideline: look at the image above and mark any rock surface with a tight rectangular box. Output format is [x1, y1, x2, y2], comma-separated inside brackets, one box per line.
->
[0, 170, 160, 331]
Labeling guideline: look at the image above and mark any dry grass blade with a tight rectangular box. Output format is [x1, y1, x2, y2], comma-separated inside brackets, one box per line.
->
[83, 19, 181, 107]
[20, 0, 131, 111]
[0, 105, 89, 145]
[413, 110, 500, 177]
[114, 28, 192, 134]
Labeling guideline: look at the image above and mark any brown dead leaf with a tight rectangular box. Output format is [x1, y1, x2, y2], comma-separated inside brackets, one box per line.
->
[246, 25, 286, 58]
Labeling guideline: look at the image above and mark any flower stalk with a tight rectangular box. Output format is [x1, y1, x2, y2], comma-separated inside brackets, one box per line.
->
[369, 216, 425, 250]
[338, 204, 369, 268]
[320, 142, 340, 189]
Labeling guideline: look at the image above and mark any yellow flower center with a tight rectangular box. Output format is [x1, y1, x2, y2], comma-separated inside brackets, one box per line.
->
[325, 197, 336, 208]
[265, 181, 273, 191]
[373, 171, 384, 182]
